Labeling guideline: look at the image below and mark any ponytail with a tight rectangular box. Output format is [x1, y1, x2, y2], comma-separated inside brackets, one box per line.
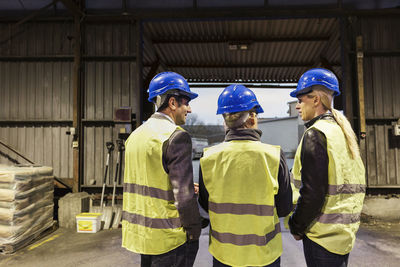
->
[311, 85, 360, 159]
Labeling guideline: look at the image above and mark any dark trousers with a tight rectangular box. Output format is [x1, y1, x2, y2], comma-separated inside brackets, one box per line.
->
[140, 240, 199, 267]
[302, 235, 349, 267]
[213, 256, 281, 267]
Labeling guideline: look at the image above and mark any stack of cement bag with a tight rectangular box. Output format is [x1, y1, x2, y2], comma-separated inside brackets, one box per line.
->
[0, 165, 54, 253]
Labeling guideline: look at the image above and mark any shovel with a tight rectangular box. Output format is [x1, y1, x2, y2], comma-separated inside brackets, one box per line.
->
[111, 139, 124, 229]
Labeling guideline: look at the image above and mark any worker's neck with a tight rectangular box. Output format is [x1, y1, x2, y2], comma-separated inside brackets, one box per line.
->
[158, 110, 176, 124]
[313, 106, 327, 118]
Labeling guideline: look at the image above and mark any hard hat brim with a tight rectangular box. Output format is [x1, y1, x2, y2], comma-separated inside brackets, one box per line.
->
[217, 104, 264, 115]
[147, 90, 198, 103]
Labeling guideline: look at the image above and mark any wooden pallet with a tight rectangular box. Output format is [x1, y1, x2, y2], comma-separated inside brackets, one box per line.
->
[0, 220, 58, 254]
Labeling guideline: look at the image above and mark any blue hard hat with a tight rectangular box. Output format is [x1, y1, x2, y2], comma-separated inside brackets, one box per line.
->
[147, 72, 198, 102]
[217, 84, 264, 115]
[290, 68, 340, 97]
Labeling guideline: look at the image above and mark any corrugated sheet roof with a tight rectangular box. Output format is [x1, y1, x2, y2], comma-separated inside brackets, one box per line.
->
[1, 0, 397, 12]
[1, 1, 398, 83]
[144, 18, 341, 82]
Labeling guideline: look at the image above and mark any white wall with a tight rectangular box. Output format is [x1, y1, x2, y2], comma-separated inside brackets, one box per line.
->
[259, 117, 299, 158]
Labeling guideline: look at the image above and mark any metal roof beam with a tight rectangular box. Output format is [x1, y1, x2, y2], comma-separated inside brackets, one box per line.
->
[164, 62, 341, 68]
[151, 36, 330, 45]
[0, 7, 398, 22]
[188, 83, 295, 88]
[59, 0, 85, 17]
[121, 7, 400, 20]
[14, 0, 59, 27]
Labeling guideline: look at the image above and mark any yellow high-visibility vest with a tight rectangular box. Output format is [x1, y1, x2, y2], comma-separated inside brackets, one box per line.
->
[200, 140, 282, 266]
[122, 117, 187, 255]
[292, 119, 366, 255]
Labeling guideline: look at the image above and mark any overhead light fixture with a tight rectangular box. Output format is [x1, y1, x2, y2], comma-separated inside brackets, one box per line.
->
[228, 44, 238, 50]
[228, 42, 250, 51]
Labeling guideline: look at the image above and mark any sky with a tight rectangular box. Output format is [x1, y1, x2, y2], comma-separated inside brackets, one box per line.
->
[187, 87, 297, 125]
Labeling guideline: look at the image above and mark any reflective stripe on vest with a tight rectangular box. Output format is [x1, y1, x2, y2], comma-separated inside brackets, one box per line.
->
[290, 174, 302, 189]
[123, 183, 174, 201]
[122, 117, 186, 255]
[292, 119, 366, 255]
[327, 184, 366, 195]
[201, 140, 282, 266]
[318, 213, 361, 225]
[122, 211, 181, 229]
[209, 201, 274, 216]
[211, 222, 281, 246]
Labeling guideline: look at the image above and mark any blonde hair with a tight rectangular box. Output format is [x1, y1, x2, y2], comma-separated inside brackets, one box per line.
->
[308, 85, 360, 159]
[223, 110, 256, 129]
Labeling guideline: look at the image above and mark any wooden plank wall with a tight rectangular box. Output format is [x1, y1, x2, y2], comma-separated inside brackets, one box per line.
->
[361, 17, 400, 188]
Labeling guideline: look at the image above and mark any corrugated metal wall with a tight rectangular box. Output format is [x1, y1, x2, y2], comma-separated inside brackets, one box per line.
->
[361, 17, 400, 188]
[83, 61, 138, 186]
[83, 23, 138, 187]
[0, 22, 74, 178]
[0, 60, 74, 178]
[0, 22, 139, 187]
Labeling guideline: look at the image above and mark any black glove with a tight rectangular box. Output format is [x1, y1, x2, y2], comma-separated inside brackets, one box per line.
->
[201, 217, 210, 228]
[185, 224, 201, 241]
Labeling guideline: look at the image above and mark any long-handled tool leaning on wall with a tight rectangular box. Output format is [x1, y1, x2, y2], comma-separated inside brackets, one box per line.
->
[100, 142, 115, 209]
[90, 141, 115, 229]
[111, 139, 125, 229]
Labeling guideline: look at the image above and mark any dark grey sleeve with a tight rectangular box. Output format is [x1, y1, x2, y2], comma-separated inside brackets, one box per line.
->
[289, 128, 328, 236]
[198, 164, 209, 213]
[163, 130, 201, 240]
[275, 150, 293, 217]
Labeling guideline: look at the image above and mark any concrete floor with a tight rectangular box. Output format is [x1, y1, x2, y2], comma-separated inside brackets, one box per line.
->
[1, 220, 399, 267]
[2, 159, 399, 266]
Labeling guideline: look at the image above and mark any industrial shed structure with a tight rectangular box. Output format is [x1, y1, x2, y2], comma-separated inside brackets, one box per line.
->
[0, 0, 399, 192]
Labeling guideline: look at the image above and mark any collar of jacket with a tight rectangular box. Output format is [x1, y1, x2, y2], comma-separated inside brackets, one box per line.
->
[225, 128, 262, 142]
[305, 112, 335, 128]
[151, 112, 175, 125]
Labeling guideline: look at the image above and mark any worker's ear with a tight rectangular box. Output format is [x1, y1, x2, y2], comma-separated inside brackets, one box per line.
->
[245, 112, 257, 128]
[250, 112, 257, 125]
[168, 96, 178, 111]
[313, 94, 320, 107]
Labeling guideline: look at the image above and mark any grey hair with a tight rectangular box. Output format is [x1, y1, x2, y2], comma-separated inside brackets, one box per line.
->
[223, 111, 252, 129]
[153, 89, 186, 110]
